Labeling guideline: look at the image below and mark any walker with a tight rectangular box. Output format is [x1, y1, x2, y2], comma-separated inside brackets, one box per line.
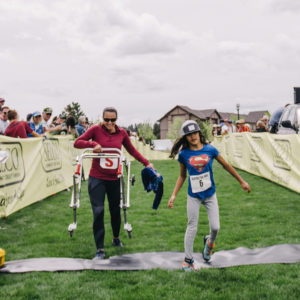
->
[68, 148, 135, 238]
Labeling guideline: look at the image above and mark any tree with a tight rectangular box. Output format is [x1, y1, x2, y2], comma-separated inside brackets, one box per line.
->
[137, 121, 156, 144]
[62, 101, 86, 123]
[153, 122, 160, 139]
[197, 120, 213, 143]
[128, 123, 138, 133]
[167, 117, 183, 139]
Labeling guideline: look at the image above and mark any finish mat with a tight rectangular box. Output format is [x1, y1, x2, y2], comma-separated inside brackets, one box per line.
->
[1, 244, 300, 273]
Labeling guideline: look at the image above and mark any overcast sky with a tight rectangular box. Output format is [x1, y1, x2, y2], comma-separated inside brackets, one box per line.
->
[1, 0, 300, 126]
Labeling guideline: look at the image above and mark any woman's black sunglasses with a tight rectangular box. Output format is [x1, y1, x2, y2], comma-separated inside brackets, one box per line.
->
[104, 118, 116, 122]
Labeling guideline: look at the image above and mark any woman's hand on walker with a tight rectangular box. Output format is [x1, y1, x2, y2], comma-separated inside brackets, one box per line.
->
[168, 195, 176, 209]
[93, 144, 103, 153]
[241, 181, 251, 193]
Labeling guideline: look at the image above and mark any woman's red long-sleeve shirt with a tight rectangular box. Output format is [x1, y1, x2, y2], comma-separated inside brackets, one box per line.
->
[74, 125, 149, 180]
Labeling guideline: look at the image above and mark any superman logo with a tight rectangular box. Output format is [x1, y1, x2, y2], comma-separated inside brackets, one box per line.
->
[188, 155, 210, 172]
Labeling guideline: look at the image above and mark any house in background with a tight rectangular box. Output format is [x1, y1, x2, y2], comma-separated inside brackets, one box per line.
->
[158, 105, 270, 138]
[158, 105, 222, 139]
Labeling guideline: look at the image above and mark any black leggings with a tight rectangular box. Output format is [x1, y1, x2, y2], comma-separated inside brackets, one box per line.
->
[88, 176, 121, 249]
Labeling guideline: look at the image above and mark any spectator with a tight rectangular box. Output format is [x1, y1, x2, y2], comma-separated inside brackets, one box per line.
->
[42, 107, 53, 131]
[49, 114, 66, 135]
[4, 110, 40, 138]
[229, 120, 236, 133]
[0, 98, 5, 113]
[256, 120, 267, 132]
[216, 125, 222, 136]
[212, 124, 218, 137]
[239, 119, 250, 132]
[0, 106, 10, 134]
[76, 116, 87, 136]
[66, 115, 79, 138]
[235, 120, 241, 132]
[28, 111, 44, 137]
[221, 119, 235, 135]
[261, 115, 269, 132]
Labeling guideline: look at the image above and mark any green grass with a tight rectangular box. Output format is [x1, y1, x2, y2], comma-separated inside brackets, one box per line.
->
[1, 160, 300, 299]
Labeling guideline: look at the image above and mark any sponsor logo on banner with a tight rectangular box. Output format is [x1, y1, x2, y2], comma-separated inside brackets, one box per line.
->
[0, 142, 25, 188]
[233, 135, 243, 158]
[272, 139, 291, 171]
[41, 138, 62, 172]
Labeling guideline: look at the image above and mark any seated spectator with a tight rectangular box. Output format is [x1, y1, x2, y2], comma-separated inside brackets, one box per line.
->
[28, 111, 44, 137]
[239, 119, 251, 132]
[0, 98, 5, 112]
[42, 107, 53, 131]
[0, 106, 10, 134]
[66, 115, 79, 138]
[76, 116, 87, 136]
[256, 120, 267, 132]
[4, 109, 40, 138]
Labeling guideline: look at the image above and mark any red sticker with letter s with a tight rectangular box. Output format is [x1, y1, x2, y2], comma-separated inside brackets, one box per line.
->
[100, 158, 118, 169]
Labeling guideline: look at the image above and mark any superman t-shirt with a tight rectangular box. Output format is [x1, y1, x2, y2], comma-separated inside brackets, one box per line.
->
[178, 144, 219, 199]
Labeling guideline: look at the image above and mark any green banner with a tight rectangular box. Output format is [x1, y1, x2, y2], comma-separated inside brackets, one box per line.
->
[0, 136, 90, 218]
[212, 133, 300, 194]
[0, 137, 170, 218]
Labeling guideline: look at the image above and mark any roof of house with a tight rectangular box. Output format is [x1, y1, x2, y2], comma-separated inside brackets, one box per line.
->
[245, 111, 269, 123]
[158, 105, 221, 121]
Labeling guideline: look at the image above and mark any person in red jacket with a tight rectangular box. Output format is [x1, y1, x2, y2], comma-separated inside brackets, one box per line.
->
[74, 107, 153, 260]
[4, 109, 40, 138]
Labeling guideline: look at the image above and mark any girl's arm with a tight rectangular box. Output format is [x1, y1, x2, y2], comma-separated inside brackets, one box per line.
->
[168, 163, 187, 209]
[216, 154, 251, 193]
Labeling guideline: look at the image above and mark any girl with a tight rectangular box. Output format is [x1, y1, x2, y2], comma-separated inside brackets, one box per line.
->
[168, 120, 250, 271]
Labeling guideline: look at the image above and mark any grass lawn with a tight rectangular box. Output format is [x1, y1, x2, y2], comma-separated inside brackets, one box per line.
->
[1, 160, 300, 299]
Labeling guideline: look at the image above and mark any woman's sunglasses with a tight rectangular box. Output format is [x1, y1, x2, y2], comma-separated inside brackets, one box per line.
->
[104, 118, 116, 122]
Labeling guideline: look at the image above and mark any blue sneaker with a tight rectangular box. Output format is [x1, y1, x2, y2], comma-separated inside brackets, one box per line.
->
[182, 258, 195, 272]
[112, 238, 123, 247]
[93, 250, 105, 260]
[203, 235, 215, 262]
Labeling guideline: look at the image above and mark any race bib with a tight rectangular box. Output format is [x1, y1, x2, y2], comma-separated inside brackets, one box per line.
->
[100, 157, 119, 169]
[190, 172, 212, 193]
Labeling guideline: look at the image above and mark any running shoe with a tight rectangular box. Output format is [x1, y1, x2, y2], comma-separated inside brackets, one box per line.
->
[182, 258, 195, 272]
[93, 250, 105, 260]
[202, 235, 215, 262]
[112, 238, 123, 247]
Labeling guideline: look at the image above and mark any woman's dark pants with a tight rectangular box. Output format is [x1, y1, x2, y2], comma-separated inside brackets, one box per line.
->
[88, 176, 121, 249]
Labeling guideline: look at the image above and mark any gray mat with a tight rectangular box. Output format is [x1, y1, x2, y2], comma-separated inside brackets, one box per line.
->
[1, 244, 300, 273]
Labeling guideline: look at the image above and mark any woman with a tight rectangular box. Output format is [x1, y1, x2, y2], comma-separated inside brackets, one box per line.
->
[168, 120, 250, 271]
[74, 107, 153, 260]
[28, 111, 44, 137]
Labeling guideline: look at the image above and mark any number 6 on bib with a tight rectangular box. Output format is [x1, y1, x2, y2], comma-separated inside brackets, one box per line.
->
[190, 172, 212, 193]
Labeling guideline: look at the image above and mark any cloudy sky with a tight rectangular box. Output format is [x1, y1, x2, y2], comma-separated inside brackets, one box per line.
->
[1, 0, 300, 126]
